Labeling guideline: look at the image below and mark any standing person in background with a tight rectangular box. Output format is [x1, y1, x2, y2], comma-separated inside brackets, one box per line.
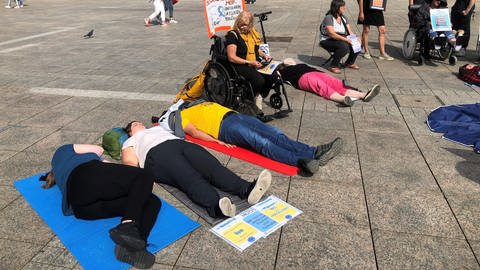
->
[357, 0, 394, 60]
[451, 0, 477, 57]
[145, 0, 166, 27]
[163, 0, 178, 24]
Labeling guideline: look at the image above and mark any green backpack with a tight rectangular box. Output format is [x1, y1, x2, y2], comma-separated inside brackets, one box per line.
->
[102, 127, 129, 160]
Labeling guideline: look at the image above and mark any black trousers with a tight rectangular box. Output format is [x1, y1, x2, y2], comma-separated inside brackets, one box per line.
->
[232, 64, 274, 98]
[67, 160, 161, 239]
[144, 140, 253, 218]
[451, 7, 474, 48]
[320, 39, 359, 68]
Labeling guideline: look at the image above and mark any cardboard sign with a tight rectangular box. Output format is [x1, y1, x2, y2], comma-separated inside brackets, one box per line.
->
[204, 0, 246, 38]
[369, 0, 387, 11]
[430, 8, 452, 32]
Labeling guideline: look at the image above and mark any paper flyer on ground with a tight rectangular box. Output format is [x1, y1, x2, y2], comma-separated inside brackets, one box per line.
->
[257, 60, 282, 75]
[210, 195, 302, 251]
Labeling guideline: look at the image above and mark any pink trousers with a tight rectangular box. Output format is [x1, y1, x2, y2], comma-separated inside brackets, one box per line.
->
[297, 72, 348, 99]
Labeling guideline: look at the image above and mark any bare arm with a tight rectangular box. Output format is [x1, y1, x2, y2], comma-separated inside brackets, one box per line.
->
[184, 122, 236, 148]
[463, 0, 477, 15]
[408, 0, 413, 6]
[358, 0, 364, 21]
[226, 44, 262, 68]
[73, 144, 104, 157]
[121, 147, 140, 167]
[325, 25, 351, 44]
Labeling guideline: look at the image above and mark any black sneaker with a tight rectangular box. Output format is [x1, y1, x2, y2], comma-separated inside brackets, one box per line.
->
[363, 84, 380, 102]
[298, 158, 320, 175]
[114, 245, 155, 269]
[109, 222, 146, 251]
[315, 137, 344, 166]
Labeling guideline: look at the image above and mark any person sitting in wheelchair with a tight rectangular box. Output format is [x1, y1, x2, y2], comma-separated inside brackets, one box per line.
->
[225, 11, 274, 113]
[415, 0, 460, 60]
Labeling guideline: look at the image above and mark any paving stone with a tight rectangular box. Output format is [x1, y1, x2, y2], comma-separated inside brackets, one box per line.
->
[0, 185, 19, 210]
[21, 262, 70, 270]
[373, 229, 479, 270]
[394, 95, 443, 109]
[177, 221, 279, 270]
[366, 187, 463, 238]
[0, 151, 50, 185]
[352, 113, 410, 134]
[289, 179, 369, 228]
[277, 222, 376, 270]
[31, 246, 77, 268]
[0, 198, 53, 244]
[447, 193, 480, 241]
[0, 125, 56, 152]
[23, 130, 102, 154]
[0, 239, 44, 270]
[0, 150, 17, 163]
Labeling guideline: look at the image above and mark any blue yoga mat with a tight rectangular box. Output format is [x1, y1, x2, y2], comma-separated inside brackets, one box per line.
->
[14, 173, 200, 270]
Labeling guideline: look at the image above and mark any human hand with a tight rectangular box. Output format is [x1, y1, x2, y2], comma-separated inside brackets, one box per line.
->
[218, 141, 236, 148]
[358, 13, 364, 22]
[462, 10, 469, 16]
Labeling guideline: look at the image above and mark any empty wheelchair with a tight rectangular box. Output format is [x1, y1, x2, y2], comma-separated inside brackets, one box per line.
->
[203, 12, 292, 118]
[402, 2, 459, 65]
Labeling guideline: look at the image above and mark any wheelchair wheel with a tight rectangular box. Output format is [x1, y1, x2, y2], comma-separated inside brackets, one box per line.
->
[449, 55, 457, 65]
[204, 63, 232, 106]
[402, 29, 417, 60]
[269, 93, 283, 110]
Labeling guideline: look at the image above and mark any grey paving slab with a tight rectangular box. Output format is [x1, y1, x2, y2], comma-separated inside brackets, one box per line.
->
[277, 222, 376, 270]
[352, 113, 410, 134]
[0, 125, 57, 152]
[176, 221, 279, 270]
[0, 185, 19, 209]
[366, 186, 463, 238]
[0, 239, 44, 270]
[447, 193, 480, 241]
[373, 229, 479, 270]
[0, 198, 53, 244]
[289, 179, 369, 228]
[23, 130, 102, 154]
[31, 246, 77, 269]
[395, 94, 443, 109]
[0, 151, 51, 185]
[21, 262, 70, 270]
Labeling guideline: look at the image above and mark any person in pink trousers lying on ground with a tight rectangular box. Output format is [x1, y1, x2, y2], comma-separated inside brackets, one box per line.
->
[277, 58, 380, 106]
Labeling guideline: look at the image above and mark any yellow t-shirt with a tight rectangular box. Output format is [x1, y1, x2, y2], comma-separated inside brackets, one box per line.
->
[240, 27, 261, 62]
[180, 102, 234, 139]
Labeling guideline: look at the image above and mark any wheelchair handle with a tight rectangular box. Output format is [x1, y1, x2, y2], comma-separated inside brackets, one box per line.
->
[254, 11, 272, 22]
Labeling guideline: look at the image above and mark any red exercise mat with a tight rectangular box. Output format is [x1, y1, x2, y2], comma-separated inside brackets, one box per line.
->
[185, 135, 299, 176]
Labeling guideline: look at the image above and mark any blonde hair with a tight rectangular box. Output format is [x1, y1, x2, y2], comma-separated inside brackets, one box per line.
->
[42, 172, 56, 189]
[232, 11, 254, 31]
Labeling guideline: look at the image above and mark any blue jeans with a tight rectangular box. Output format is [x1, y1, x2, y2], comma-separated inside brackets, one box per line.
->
[218, 113, 315, 166]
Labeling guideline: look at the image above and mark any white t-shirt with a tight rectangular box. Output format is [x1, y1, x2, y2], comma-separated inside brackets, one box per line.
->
[122, 126, 179, 168]
[320, 14, 348, 41]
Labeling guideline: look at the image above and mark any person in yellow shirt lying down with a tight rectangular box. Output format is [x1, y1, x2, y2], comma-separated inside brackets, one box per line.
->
[156, 101, 344, 176]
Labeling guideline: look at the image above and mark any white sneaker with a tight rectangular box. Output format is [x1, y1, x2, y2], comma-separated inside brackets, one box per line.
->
[247, 169, 271, 204]
[363, 53, 372, 60]
[255, 95, 263, 110]
[378, 54, 394, 61]
[5, 5, 11, 8]
[13, 5, 19, 8]
[169, 18, 178, 24]
[219, 197, 236, 217]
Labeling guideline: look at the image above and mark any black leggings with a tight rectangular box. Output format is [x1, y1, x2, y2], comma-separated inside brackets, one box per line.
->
[67, 160, 161, 239]
[232, 64, 274, 98]
[144, 140, 253, 218]
[320, 39, 359, 68]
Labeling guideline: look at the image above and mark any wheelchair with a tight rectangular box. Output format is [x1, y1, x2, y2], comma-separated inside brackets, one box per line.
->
[203, 12, 292, 118]
[402, 3, 459, 66]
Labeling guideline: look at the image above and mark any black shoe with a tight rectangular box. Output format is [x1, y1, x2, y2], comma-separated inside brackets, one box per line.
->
[109, 222, 146, 251]
[315, 137, 344, 166]
[151, 116, 159, 124]
[114, 245, 155, 269]
[298, 158, 320, 175]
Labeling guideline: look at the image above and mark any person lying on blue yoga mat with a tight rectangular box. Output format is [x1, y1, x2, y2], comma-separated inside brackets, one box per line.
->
[154, 100, 344, 176]
[42, 144, 160, 269]
[121, 121, 272, 219]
